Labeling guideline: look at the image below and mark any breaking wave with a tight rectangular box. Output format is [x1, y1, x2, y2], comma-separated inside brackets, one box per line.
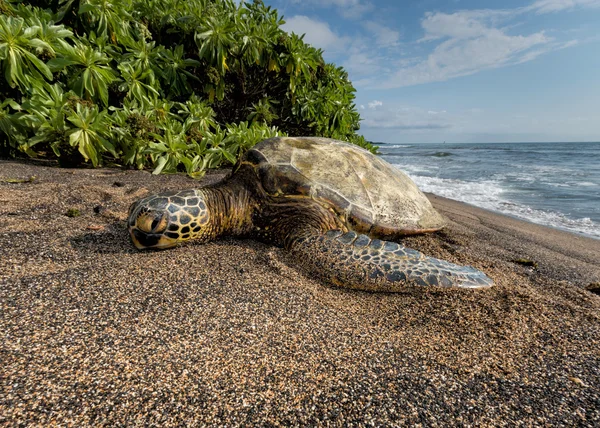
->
[396, 169, 600, 239]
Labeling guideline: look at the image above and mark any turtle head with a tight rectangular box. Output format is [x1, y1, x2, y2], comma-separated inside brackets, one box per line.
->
[128, 190, 211, 250]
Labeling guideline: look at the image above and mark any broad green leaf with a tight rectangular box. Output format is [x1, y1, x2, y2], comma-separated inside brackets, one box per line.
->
[69, 129, 84, 146]
[78, 3, 97, 14]
[152, 155, 168, 175]
[79, 139, 99, 166]
[47, 57, 77, 71]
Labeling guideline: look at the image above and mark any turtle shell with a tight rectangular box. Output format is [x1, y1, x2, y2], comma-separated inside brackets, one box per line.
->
[238, 137, 445, 237]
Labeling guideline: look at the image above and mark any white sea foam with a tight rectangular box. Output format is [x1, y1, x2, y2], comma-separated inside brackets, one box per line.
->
[543, 182, 571, 188]
[491, 172, 535, 183]
[499, 206, 600, 238]
[408, 175, 505, 212]
[382, 144, 413, 149]
[396, 167, 600, 239]
[397, 164, 438, 175]
[526, 164, 574, 174]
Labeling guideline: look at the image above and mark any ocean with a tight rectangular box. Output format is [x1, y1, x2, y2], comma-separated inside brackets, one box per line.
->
[378, 141, 600, 240]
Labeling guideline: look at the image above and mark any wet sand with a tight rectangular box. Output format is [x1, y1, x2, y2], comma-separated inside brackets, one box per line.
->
[1, 160, 599, 426]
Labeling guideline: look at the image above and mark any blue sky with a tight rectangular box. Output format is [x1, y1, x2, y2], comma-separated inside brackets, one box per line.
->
[272, 0, 600, 143]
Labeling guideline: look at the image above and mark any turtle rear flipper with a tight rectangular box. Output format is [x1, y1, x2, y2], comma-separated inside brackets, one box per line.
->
[290, 230, 493, 291]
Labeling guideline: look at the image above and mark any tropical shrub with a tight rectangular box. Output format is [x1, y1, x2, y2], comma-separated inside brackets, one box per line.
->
[0, 0, 376, 176]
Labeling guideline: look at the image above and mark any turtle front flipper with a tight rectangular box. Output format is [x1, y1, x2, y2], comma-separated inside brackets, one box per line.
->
[289, 230, 493, 291]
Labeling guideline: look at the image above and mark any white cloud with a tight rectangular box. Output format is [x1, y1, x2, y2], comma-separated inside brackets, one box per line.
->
[419, 9, 515, 42]
[368, 100, 383, 109]
[361, 105, 453, 130]
[529, 0, 600, 13]
[376, 10, 553, 88]
[362, 21, 400, 47]
[289, 0, 372, 19]
[343, 51, 388, 77]
[512, 39, 579, 64]
[281, 15, 343, 51]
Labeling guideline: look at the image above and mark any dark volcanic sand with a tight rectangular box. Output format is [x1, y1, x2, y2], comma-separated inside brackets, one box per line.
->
[1, 160, 599, 426]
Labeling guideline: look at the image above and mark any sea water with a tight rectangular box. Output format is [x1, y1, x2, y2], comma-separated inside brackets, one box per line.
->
[378, 142, 600, 239]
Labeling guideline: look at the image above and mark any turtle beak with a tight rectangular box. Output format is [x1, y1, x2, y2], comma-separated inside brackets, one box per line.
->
[130, 228, 161, 249]
[129, 227, 179, 250]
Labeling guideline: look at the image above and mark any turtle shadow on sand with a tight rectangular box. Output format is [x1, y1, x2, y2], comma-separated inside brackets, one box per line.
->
[70, 221, 137, 254]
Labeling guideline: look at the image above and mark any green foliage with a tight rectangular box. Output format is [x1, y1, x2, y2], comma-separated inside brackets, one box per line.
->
[48, 38, 118, 106]
[65, 207, 81, 217]
[77, 0, 133, 42]
[20, 82, 73, 156]
[0, 14, 53, 88]
[117, 61, 160, 102]
[0, 97, 24, 156]
[157, 45, 200, 97]
[247, 97, 278, 125]
[222, 121, 282, 158]
[65, 103, 116, 166]
[0, 0, 375, 176]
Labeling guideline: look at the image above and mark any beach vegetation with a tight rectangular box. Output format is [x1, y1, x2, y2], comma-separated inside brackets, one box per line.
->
[65, 207, 81, 217]
[513, 258, 538, 268]
[586, 282, 600, 296]
[0, 174, 35, 183]
[0, 0, 376, 177]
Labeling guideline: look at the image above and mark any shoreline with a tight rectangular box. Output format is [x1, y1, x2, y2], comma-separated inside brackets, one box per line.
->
[426, 192, 600, 289]
[427, 192, 600, 242]
[1, 160, 599, 425]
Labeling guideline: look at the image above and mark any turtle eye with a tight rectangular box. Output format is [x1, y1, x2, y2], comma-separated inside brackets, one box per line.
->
[137, 211, 168, 234]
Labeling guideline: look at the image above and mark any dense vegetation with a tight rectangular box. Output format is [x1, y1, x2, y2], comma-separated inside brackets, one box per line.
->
[0, 0, 375, 176]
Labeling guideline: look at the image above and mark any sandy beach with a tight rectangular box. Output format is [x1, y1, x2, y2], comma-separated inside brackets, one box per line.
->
[1, 159, 599, 426]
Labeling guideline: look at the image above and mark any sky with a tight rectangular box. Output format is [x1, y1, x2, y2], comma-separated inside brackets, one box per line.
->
[271, 0, 600, 143]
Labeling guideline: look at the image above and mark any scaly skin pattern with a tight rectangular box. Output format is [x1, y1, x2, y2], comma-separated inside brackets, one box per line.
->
[128, 179, 255, 249]
[251, 197, 492, 289]
[289, 230, 493, 291]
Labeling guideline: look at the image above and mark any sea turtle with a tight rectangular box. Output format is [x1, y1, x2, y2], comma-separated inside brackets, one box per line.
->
[128, 137, 493, 290]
